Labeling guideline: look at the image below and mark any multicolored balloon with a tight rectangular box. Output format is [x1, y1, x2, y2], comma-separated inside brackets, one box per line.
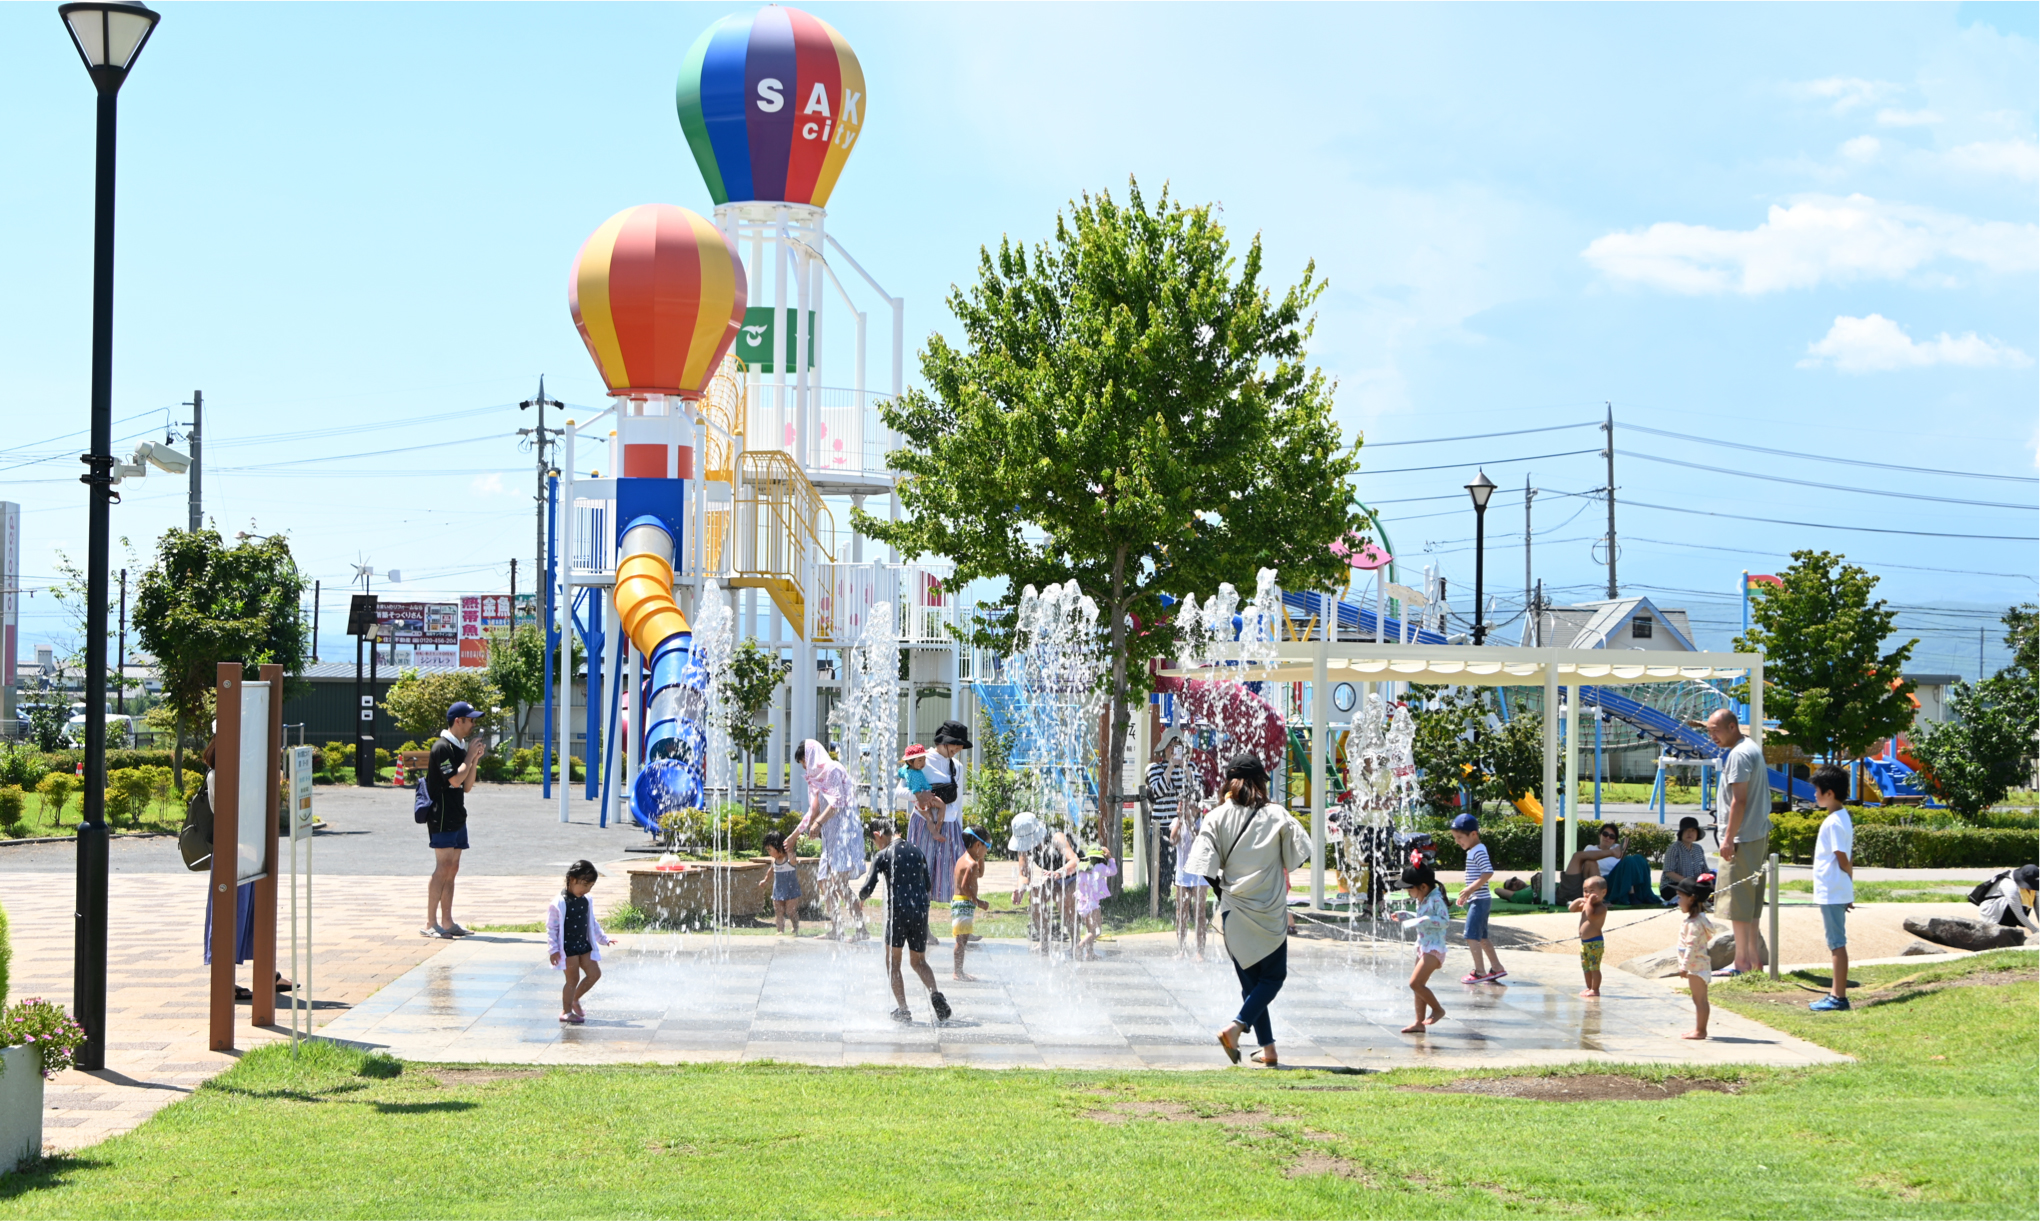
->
[569, 204, 748, 399]
[676, 6, 866, 208]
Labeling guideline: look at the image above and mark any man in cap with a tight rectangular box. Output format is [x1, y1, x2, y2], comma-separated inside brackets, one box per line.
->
[423, 701, 488, 938]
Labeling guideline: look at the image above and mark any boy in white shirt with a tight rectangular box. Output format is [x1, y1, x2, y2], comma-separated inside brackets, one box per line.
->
[1808, 764, 1855, 1012]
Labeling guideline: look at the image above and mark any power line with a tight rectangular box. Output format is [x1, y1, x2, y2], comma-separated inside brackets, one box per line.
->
[1621, 448, 2035, 510]
[1362, 448, 1600, 476]
[1622, 535, 2037, 582]
[1622, 421, 2038, 485]
[1622, 498, 2037, 542]
[1362, 421, 1598, 448]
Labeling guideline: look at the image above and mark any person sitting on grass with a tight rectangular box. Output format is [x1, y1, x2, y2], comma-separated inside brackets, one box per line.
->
[1808, 763, 1855, 1013]
[1673, 873, 1718, 1040]
[1569, 875, 1609, 998]
[1659, 816, 1709, 906]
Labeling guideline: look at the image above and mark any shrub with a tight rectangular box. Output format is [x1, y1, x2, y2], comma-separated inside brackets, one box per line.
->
[476, 751, 511, 783]
[0, 903, 8, 1004]
[0, 786, 24, 838]
[102, 785, 134, 827]
[374, 748, 392, 769]
[1851, 826, 2040, 870]
[509, 746, 541, 778]
[36, 772, 78, 825]
[0, 744, 49, 789]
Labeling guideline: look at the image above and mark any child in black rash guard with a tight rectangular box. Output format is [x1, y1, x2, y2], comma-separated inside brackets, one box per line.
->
[860, 819, 951, 1024]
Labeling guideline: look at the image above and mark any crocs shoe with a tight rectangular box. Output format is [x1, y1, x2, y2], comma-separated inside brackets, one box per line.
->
[1809, 994, 1851, 1012]
[1460, 973, 1486, 984]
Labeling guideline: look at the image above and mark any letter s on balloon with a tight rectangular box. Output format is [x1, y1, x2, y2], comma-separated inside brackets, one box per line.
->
[756, 78, 784, 112]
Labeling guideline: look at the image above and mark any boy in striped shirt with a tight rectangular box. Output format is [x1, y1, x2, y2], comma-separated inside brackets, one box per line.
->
[1450, 814, 1506, 984]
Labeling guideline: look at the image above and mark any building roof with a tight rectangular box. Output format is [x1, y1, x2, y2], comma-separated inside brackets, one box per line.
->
[1903, 673, 1963, 686]
[1520, 596, 1697, 652]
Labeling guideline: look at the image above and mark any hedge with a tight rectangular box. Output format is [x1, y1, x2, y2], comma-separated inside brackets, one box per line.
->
[1429, 818, 1676, 872]
[1847, 826, 2038, 869]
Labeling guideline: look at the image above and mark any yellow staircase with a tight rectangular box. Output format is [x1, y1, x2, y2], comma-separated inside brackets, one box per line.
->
[730, 449, 832, 638]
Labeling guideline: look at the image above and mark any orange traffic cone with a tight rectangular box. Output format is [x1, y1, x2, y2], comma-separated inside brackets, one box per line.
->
[393, 757, 407, 787]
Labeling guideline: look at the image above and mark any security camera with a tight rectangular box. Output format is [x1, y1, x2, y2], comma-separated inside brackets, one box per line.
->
[137, 440, 192, 474]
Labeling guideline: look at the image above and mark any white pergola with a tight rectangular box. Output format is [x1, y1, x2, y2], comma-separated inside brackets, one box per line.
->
[1162, 641, 1765, 905]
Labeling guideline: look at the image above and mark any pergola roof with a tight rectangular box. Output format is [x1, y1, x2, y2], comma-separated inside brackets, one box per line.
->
[1159, 643, 1761, 687]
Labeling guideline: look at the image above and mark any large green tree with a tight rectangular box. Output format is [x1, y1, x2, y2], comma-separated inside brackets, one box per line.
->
[485, 623, 584, 748]
[1909, 603, 2040, 820]
[854, 180, 1366, 871]
[1733, 549, 1917, 762]
[132, 529, 309, 784]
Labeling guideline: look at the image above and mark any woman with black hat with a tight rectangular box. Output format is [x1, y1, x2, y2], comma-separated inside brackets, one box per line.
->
[1184, 752, 1310, 1067]
[1660, 816, 1709, 906]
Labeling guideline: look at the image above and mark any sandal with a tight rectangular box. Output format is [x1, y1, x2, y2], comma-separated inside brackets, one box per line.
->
[1216, 1027, 1242, 1064]
[233, 985, 254, 1002]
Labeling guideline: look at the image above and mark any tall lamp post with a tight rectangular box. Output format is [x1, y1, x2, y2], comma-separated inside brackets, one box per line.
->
[1464, 470, 1496, 645]
[59, 0, 161, 1073]
[1464, 469, 1496, 819]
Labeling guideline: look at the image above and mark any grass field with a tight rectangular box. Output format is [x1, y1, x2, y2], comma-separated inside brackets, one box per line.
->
[1, 950, 2031, 1218]
[1775, 878, 1980, 904]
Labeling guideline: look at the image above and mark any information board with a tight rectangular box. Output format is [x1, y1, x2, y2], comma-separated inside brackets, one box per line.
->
[287, 745, 315, 841]
[236, 681, 271, 882]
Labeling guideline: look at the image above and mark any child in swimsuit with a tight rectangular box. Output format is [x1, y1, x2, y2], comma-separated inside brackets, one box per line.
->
[546, 859, 615, 1025]
[1393, 863, 1450, 1034]
[1569, 874, 1608, 997]
[1074, 849, 1119, 960]
[759, 831, 802, 936]
[951, 826, 991, 981]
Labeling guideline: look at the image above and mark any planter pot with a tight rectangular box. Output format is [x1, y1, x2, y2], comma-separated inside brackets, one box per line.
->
[0, 1043, 44, 1174]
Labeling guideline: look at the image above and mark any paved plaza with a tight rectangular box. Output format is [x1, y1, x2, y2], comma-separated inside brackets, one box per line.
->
[319, 930, 1849, 1072]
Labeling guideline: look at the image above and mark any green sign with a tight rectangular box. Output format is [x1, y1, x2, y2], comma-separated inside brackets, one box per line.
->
[732, 308, 816, 374]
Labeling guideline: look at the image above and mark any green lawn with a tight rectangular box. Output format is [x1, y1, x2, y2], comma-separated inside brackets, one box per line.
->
[2, 953, 2032, 1219]
[1775, 878, 1979, 904]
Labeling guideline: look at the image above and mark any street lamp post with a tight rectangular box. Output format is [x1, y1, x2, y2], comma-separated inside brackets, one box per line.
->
[1464, 469, 1497, 820]
[59, 0, 161, 1073]
[1464, 470, 1496, 645]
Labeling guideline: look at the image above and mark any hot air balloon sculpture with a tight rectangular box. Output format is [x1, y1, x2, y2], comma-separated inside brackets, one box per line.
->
[568, 202, 748, 831]
[676, 6, 866, 208]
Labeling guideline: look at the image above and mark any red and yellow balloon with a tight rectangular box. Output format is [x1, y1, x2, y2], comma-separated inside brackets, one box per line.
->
[569, 204, 748, 399]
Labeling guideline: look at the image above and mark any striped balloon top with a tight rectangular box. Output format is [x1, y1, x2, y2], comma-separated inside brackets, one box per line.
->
[569, 204, 748, 400]
[676, 6, 867, 208]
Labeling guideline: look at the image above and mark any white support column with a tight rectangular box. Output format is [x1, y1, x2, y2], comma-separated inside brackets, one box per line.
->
[794, 231, 813, 471]
[602, 590, 624, 828]
[1310, 591, 1330, 908]
[773, 208, 789, 458]
[558, 425, 576, 825]
[1565, 678, 1580, 853]
[1540, 657, 1560, 903]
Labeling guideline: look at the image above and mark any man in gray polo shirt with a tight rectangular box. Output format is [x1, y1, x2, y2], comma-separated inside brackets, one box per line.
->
[1707, 710, 1771, 975]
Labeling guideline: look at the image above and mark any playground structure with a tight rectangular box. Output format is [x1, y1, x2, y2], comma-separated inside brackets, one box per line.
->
[534, 6, 975, 839]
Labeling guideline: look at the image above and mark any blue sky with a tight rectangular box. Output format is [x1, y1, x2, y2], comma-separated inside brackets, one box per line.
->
[1, 2, 2033, 677]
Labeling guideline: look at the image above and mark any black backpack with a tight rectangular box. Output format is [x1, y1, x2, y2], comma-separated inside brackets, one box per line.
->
[177, 785, 212, 873]
[414, 773, 437, 825]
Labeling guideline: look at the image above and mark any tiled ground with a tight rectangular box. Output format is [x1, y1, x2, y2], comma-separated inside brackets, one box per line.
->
[2, 871, 562, 1152]
[320, 930, 1850, 1072]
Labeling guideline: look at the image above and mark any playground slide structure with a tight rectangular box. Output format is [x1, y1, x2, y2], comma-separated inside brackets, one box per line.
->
[613, 516, 709, 830]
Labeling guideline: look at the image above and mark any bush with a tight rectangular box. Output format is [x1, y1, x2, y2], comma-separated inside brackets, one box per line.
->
[476, 751, 511, 783]
[382, 667, 503, 743]
[0, 902, 8, 1004]
[0, 786, 24, 838]
[0, 744, 49, 789]
[36, 771, 78, 824]
[374, 748, 392, 769]
[1851, 826, 2040, 869]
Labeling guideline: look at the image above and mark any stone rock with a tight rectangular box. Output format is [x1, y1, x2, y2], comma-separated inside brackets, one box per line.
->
[1616, 930, 1769, 979]
[1901, 915, 2029, 952]
[1707, 930, 1765, 970]
[1899, 940, 1946, 957]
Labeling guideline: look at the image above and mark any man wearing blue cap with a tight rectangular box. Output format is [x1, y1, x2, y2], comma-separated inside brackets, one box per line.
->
[423, 701, 488, 938]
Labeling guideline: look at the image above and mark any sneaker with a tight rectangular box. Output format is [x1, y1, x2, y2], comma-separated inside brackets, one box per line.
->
[440, 923, 473, 937]
[1809, 994, 1851, 1012]
[930, 992, 952, 1022]
[889, 1007, 914, 1024]
[420, 925, 451, 939]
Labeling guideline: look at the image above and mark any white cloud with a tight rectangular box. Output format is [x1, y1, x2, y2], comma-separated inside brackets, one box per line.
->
[1839, 136, 1882, 163]
[1875, 107, 1943, 126]
[1582, 195, 2038, 295]
[1798, 314, 2031, 373]
[1789, 77, 1897, 114]
[1941, 138, 2040, 180]
[469, 472, 507, 495]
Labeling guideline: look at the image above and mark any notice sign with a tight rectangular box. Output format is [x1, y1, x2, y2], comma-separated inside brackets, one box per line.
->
[288, 745, 315, 841]
[377, 601, 458, 646]
[460, 595, 515, 668]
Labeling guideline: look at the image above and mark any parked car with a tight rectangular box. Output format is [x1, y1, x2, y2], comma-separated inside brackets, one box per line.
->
[63, 713, 136, 748]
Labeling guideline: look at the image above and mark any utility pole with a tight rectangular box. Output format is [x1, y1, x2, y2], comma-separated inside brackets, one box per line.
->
[518, 378, 564, 612]
[1523, 474, 1537, 622]
[311, 579, 320, 664]
[1601, 402, 1617, 600]
[181, 389, 201, 532]
[1533, 579, 1544, 647]
[509, 558, 517, 625]
[116, 567, 125, 718]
